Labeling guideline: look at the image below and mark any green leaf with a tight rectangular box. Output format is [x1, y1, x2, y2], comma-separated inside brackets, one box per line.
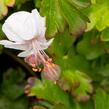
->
[52, 104, 69, 109]
[38, 0, 90, 37]
[15, 0, 30, 9]
[1, 68, 25, 100]
[34, 0, 42, 8]
[94, 88, 109, 109]
[0, 68, 28, 109]
[62, 70, 93, 101]
[48, 30, 75, 58]
[0, 23, 4, 53]
[0, 0, 15, 19]
[91, 0, 96, 4]
[0, 97, 11, 109]
[67, 0, 91, 9]
[77, 31, 105, 60]
[98, 64, 109, 77]
[59, 0, 86, 36]
[0, 0, 7, 19]
[101, 28, 109, 41]
[0, 96, 28, 109]
[48, 30, 90, 74]
[4, 0, 15, 7]
[79, 100, 94, 109]
[29, 79, 74, 109]
[0, 23, 5, 39]
[56, 53, 90, 74]
[32, 106, 46, 109]
[11, 98, 28, 109]
[40, 0, 65, 37]
[86, 0, 109, 31]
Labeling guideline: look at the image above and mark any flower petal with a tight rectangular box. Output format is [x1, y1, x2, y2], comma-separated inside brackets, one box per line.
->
[18, 48, 33, 57]
[39, 38, 54, 49]
[3, 11, 37, 41]
[46, 38, 54, 46]
[2, 23, 24, 42]
[0, 40, 30, 50]
[0, 40, 14, 45]
[32, 9, 46, 37]
[2, 12, 30, 42]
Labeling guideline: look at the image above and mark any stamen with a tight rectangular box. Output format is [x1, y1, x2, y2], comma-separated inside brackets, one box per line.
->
[25, 40, 61, 81]
[32, 40, 46, 63]
[40, 50, 49, 59]
[32, 68, 38, 72]
[43, 60, 61, 81]
[31, 64, 36, 68]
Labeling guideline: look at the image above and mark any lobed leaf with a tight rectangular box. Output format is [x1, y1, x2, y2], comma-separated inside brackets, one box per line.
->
[86, 0, 109, 31]
[77, 31, 105, 60]
[62, 70, 93, 101]
[29, 79, 74, 109]
[38, 0, 90, 37]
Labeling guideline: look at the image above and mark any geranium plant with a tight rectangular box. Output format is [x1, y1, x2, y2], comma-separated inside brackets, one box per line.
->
[0, 0, 109, 109]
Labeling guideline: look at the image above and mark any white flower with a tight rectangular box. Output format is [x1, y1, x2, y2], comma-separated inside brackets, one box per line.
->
[0, 9, 60, 81]
[0, 9, 53, 58]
